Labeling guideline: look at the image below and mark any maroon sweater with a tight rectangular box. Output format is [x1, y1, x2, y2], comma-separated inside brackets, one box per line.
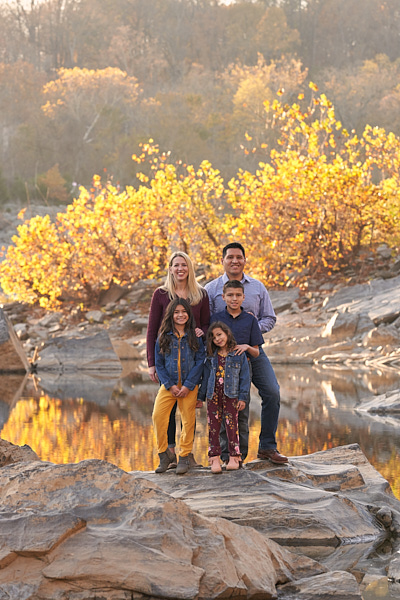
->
[146, 287, 210, 368]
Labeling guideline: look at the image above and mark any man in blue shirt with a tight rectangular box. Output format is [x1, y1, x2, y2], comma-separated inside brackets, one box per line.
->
[205, 242, 288, 464]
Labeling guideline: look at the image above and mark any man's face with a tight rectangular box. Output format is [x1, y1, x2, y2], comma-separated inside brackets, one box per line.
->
[222, 248, 246, 278]
[223, 288, 245, 311]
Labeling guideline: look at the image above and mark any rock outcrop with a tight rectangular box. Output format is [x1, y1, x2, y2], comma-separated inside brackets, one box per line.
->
[2, 271, 400, 373]
[0, 307, 30, 373]
[36, 331, 122, 373]
[0, 440, 325, 600]
[1, 440, 400, 599]
[265, 275, 400, 369]
[137, 444, 399, 549]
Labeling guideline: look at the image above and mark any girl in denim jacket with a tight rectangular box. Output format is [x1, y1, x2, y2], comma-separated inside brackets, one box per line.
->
[198, 321, 250, 473]
[152, 298, 205, 475]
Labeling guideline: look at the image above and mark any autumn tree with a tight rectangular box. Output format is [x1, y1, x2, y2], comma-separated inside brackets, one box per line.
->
[0, 61, 47, 192]
[1, 90, 400, 309]
[224, 85, 400, 285]
[41, 67, 141, 182]
[0, 143, 225, 308]
[322, 54, 400, 138]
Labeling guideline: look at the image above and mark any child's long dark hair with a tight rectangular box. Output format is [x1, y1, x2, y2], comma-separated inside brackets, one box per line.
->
[206, 321, 236, 356]
[158, 297, 199, 354]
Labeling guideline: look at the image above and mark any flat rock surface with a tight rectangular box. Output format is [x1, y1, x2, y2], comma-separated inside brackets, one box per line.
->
[0, 442, 324, 600]
[1, 441, 399, 599]
[136, 444, 397, 548]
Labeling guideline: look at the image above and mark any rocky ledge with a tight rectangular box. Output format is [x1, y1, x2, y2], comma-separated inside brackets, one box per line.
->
[1, 270, 399, 381]
[1, 440, 400, 600]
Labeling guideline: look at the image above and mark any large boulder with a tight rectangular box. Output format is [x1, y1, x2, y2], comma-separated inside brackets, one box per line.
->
[0, 307, 30, 373]
[37, 331, 122, 373]
[0, 455, 323, 600]
[137, 444, 396, 549]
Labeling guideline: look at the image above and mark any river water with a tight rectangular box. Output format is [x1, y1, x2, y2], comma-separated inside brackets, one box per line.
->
[1, 362, 400, 599]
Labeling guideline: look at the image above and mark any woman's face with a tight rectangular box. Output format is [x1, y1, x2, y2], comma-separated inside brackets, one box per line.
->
[170, 256, 189, 283]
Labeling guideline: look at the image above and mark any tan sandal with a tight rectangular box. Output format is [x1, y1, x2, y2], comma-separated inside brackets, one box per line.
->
[209, 455, 222, 474]
[226, 455, 241, 471]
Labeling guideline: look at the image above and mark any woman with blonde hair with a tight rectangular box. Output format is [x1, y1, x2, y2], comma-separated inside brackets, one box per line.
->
[146, 251, 210, 466]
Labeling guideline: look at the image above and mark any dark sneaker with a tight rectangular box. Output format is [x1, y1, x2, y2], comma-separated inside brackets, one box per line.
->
[176, 455, 190, 475]
[257, 449, 288, 464]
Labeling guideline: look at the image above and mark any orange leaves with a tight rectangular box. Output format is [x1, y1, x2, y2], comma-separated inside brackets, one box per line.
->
[1, 89, 400, 309]
[0, 148, 226, 308]
[225, 93, 400, 285]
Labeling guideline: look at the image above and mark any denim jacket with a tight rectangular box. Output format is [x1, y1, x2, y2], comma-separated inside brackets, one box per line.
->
[198, 351, 250, 403]
[155, 331, 205, 391]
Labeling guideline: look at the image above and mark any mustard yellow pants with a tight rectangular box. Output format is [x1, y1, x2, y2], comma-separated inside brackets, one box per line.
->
[152, 385, 198, 456]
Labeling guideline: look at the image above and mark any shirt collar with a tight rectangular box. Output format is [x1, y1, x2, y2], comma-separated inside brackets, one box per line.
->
[224, 306, 243, 318]
[222, 272, 250, 284]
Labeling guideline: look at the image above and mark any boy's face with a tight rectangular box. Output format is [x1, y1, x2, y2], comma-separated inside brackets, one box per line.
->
[223, 288, 245, 311]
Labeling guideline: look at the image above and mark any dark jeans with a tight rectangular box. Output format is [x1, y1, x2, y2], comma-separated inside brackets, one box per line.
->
[220, 348, 280, 459]
[251, 348, 280, 451]
[167, 402, 177, 447]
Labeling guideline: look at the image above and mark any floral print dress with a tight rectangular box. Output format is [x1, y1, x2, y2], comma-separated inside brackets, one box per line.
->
[207, 353, 241, 458]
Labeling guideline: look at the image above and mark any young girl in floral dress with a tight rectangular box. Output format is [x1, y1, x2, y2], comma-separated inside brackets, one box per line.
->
[198, 321, 250, 473]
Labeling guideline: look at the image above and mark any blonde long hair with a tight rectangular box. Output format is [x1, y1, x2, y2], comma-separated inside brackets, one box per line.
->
[161, 251, 205, 306]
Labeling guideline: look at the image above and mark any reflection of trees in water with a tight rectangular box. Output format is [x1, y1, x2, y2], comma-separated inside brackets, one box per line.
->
[274, 363, 400, 499]
[2, 366, 400, 498]
[1, 396, 158, 472]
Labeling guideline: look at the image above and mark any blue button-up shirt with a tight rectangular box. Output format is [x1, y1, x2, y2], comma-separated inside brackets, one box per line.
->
[211, 308, 264, 346]
[205, 273, 276, 333]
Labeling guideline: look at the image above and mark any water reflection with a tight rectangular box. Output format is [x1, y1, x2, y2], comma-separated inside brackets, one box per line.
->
[1, 363, 400, 492]
[1, 363, 400, 600]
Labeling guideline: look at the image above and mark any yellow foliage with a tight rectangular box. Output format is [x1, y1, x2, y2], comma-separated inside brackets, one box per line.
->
[1, 89, 400, 308]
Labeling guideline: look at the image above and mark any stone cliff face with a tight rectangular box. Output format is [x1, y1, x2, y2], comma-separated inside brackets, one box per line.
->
[0, 439, 399, 599]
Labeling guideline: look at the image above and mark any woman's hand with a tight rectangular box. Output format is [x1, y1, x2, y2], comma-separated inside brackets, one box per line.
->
[170, 385, 181, 397]
[195, 327, 204, 338]
[148, 366, 159, 383]
[237, 401, 246, 411]
[195, 400, 203, 408]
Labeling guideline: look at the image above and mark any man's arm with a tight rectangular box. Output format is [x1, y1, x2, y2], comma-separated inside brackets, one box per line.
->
[204, 277, 224, 316]
[256, 282, 276, 334]
[204, 280, 215, 315]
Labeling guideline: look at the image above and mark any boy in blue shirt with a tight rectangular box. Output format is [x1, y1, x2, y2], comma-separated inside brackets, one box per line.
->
[210, 279, 264, 464]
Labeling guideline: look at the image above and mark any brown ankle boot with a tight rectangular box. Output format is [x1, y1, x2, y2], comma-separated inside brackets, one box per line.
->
[155, 448, 175, 473]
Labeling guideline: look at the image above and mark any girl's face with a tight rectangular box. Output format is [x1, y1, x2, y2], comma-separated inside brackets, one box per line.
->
[212, 327, 228, 349]
[170, 256, 189, 283]
[173, 305, 189, 327]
